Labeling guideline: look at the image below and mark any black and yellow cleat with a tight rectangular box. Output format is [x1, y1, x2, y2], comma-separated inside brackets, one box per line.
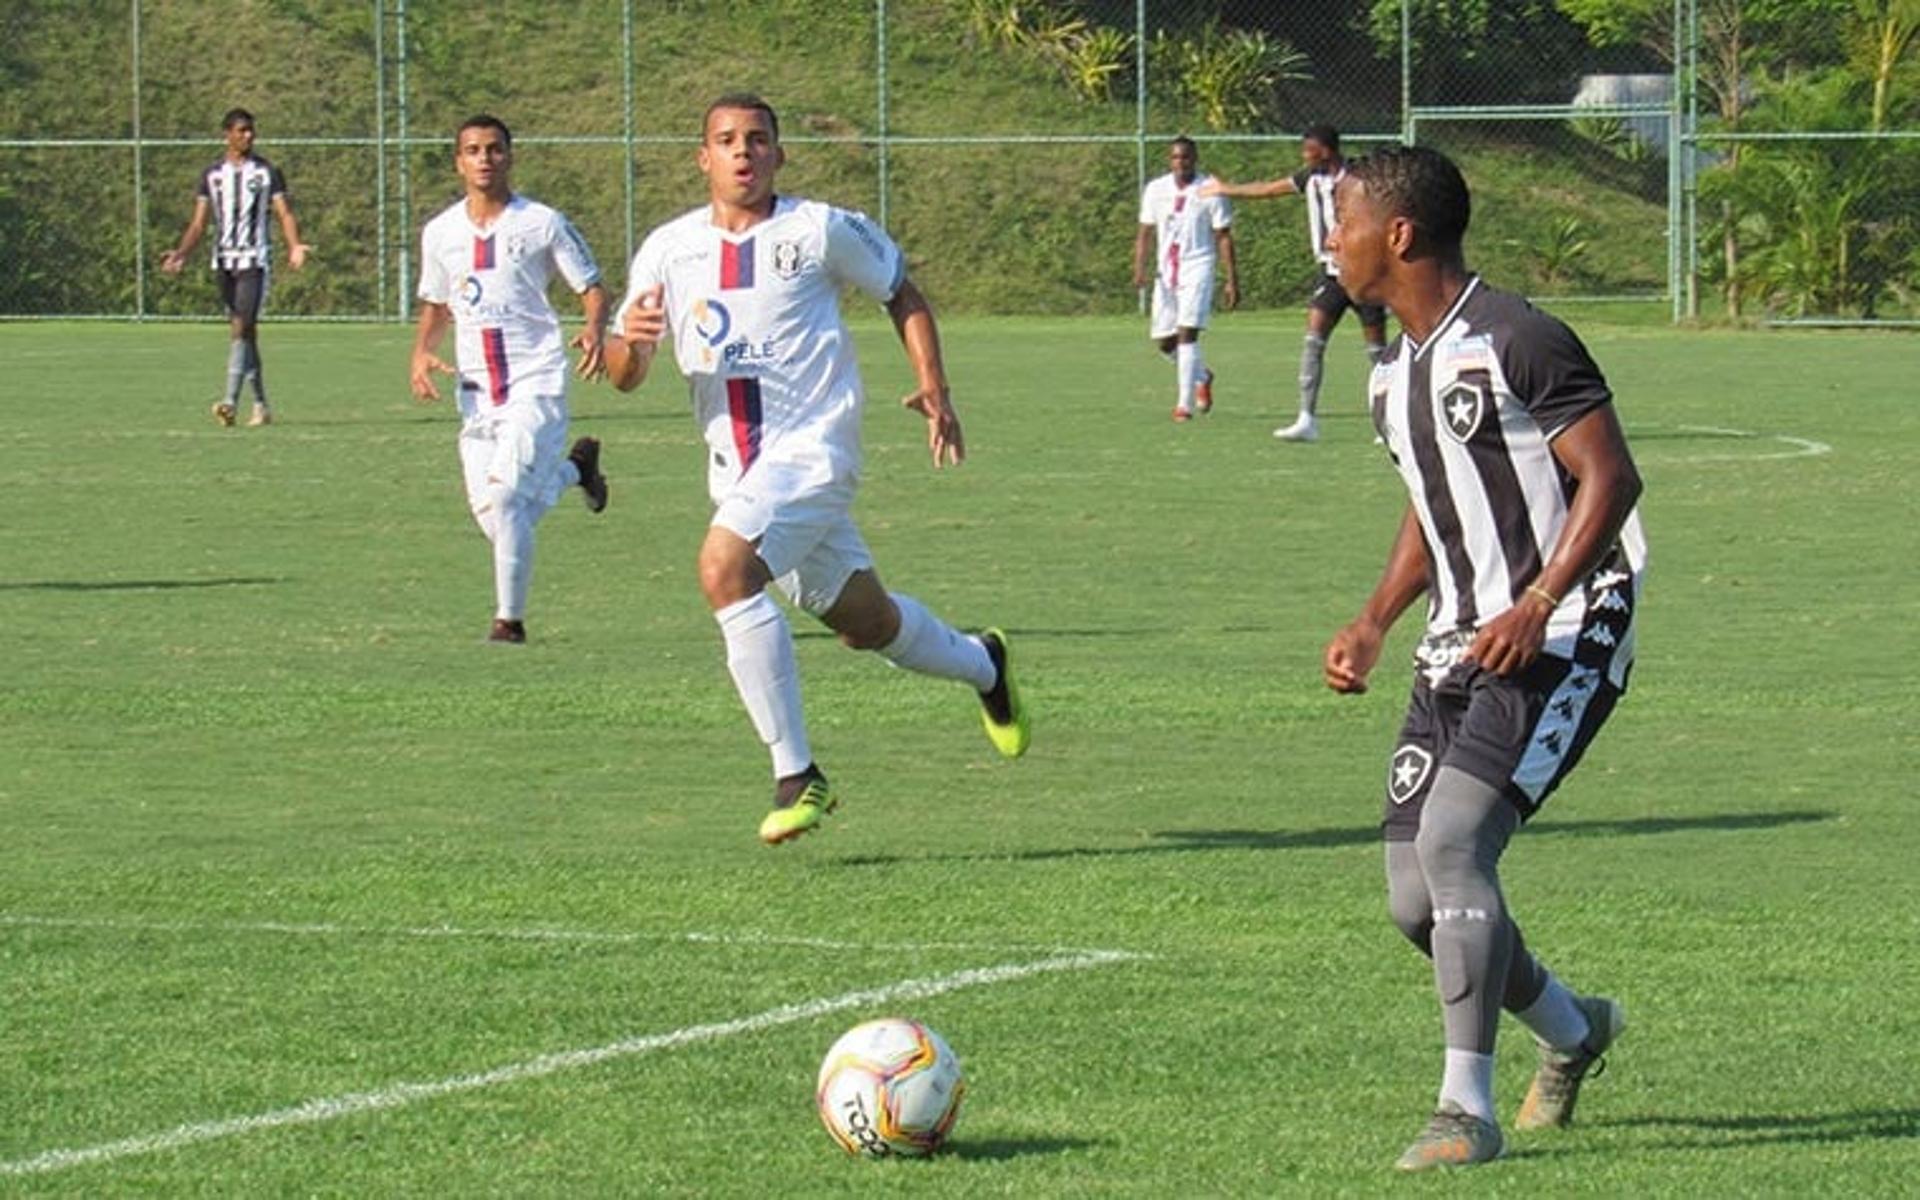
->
[759, 766, 836, 845]
[977, 629, 1029, 758]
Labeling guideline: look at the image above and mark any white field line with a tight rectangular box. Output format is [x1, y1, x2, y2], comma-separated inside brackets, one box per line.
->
[0, 913, 1122, 959]
[1670, 423, 1832, 463]
[0, 947, 1140, 1178]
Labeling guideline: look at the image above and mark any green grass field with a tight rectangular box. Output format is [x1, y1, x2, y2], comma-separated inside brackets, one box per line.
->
[3, 312, 1916, 1194]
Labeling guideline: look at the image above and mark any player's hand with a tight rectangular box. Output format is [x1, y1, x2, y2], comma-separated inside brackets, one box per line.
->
[1223, 279, 1240, 310]
[572, 325, 606, 380]
[410, 352, 453, 402]
[1324, 617, 1386, 694]
[902, 386, 964, 468]
[621, 285, 667, 346]
[1466, 596, 1552, 678]
[289, 243, 313, 270]
[1132, 267, 1149, 290]
[159, 250, 186, 275]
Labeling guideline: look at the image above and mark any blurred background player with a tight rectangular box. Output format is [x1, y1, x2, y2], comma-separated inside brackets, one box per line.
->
[1320, 144, 1645, 1170]
[408, 114, 610, 645]
[606, 93, 1028, 846]
[159, 108, 311, 428]
[1132, 136, 1237, 423]
[1204, 124, 1388, 442]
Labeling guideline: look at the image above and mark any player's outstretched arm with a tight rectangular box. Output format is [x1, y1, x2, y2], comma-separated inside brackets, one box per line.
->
[571, 283, 609, 380]
[271, 194, 313, 269]
[409, 302, 454, 402]
[1325, 506, 1429, 694]
[1199, 177, 1297, 201]
[160, 199, 210, 274]
[887, 277, 963, 468]
[606, 284, 665, 392]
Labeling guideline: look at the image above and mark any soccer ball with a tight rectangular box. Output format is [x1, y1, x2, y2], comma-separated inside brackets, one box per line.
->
[815, 1017, 965, 1158]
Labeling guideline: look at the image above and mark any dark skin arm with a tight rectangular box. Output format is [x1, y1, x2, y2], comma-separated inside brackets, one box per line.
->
[1324, 505, 1431, 695]
[1467, 405, 1643, 676]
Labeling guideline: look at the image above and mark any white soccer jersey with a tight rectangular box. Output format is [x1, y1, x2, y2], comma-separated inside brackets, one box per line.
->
[196, 154, 286, 270]
[1138, 172, 1230, 290]
[1370, 276, 1647, 690]
[619, 196, 904, 501]
[418, 194, 601, 418]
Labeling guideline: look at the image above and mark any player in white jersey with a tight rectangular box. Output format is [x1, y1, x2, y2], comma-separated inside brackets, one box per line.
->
[408, 115, 610, 645]
[1203, 125, 1390, 441]
[606, 93, 1029, 847]
[1320, 145, 1645, 1170]
[160, 108, 311, 428]
[1132, 136, 1237, 422]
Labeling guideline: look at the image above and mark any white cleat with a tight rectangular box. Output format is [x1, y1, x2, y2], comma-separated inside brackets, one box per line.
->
[1273, 416, 1319, 442]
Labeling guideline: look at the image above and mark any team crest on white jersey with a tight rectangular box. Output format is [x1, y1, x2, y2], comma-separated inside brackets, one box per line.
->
[1439, 380, 1487, 442]
[1388, 745, 1434, 806]
[772, 239, 804, 279]
[505, 232, 529, 262]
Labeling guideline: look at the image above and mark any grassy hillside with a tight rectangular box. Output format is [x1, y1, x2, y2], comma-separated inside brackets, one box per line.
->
[0, 0, 1669, 317]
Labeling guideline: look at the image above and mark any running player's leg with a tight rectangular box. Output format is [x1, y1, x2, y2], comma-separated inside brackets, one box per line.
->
[232, 269, 270, 421]
[1277, 289, 1341, 441]
[1361, 305, 1390, 367]
[1176, 266, 1214, 414]
[1150, 279, 1192, 422]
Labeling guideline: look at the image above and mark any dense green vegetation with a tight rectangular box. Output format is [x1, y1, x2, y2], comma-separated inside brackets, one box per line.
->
[1, 1, 1912, 318]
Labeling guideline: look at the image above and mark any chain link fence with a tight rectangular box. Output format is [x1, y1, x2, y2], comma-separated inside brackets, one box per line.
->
[2, 1, 1915, 324]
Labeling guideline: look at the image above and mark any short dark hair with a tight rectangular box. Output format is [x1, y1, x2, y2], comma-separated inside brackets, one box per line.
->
[704, 92, 780, 142]
[1170, 135, 1197, 156]
[457, 113, 512, 149]
[1302, 124, 1340, 153]
[1347, 143, 1472, 248]
[222, 108, 254, 131]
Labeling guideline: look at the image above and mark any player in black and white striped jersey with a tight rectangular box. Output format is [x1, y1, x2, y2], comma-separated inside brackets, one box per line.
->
[1319, 145, 1646, 1170]
[1202, 125, 1389, 442]
[160, 108, 312, 428]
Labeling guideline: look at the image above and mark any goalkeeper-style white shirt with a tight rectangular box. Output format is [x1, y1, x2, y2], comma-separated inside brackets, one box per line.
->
[619, 196, 905, 503]
[418, 194, 601, 420]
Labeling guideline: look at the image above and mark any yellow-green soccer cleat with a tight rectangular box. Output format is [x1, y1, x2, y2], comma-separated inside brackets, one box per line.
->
[977, 629, 1029, 758]
[1394, 1102, 1505, 1171]
[758, 769, 836, 846]
[1516, 994, 1625, 1130]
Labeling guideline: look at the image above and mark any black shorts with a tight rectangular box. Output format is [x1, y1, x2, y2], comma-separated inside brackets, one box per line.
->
[215, 267, 267, 321]
[1380, 650, 1622, 843]
[1308, 275, 1386, 328]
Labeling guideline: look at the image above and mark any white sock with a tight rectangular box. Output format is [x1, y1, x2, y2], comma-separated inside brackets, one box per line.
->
[715, 592, 812, 778]
[492, 498, 535, 620]
[879, 593, 995, 691]
[1438, 1049, 1496, 1124]
[1175, 342, 1198, 411]
[1366, 341, 1390, 367]
[1514, 973, 1591, 1050]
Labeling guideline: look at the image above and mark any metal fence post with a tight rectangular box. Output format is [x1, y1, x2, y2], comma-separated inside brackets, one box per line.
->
[396, 0, 411, 321]
[131, 0, 146, 321]
[876, 0, 889, 232]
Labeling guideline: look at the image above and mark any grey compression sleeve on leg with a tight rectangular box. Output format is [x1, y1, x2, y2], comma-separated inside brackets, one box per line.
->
[1414, 767, 1521, 1054]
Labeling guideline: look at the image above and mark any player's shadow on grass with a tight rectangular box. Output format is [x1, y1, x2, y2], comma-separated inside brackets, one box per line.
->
[1610, 1108, 1919, 1147]
[830, 810, 1835, 868]
[0, 576, 285, 592]
[948, 1135, 1111, 1161]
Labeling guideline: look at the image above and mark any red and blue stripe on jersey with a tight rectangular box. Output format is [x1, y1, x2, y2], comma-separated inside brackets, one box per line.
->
[473, 235, 508, 404]
[720, 237, 759, 472]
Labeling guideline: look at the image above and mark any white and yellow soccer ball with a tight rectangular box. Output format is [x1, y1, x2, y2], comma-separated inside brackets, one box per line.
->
[815, 1017, 965, 1158]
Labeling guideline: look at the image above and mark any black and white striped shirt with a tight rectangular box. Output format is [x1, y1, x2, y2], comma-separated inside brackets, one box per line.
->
[1290, 165, 1343, 276]
[1371, 276, 1647, 690]
[195, 154, 287, 270]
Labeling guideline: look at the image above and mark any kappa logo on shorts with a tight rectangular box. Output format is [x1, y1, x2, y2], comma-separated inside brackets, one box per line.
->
[1388, 745, 1434, 806]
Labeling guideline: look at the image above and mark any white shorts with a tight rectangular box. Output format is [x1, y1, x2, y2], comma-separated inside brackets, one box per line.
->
[713, 474, 873, 616]
[458, 394, 570, 520]
[1150, 263, 1216, 339]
